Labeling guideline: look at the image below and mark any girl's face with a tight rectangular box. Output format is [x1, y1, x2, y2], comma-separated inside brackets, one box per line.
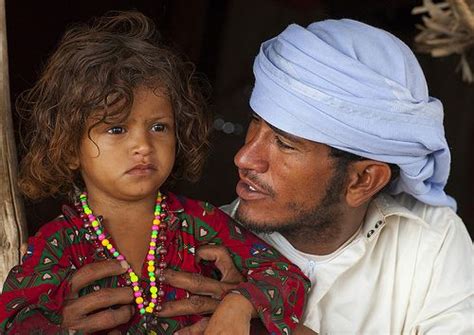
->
[77, 86, 176, 203]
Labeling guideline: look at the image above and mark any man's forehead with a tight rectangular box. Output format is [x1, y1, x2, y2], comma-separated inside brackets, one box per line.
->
[257, 113, 307, 144]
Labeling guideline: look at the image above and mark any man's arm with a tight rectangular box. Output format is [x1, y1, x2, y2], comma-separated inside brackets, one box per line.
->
[159, 245, 317, 335]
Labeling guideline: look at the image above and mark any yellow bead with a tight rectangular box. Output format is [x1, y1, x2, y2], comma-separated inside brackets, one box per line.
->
[145, 306, 153, 313]
[106, 244, 113, 250]
[153, 219, 160, 225]
[135, 297, 144, 304]
[150, 242, 156, 247]
[150, 286, 158, 294]
[147, 265, 155, 272]
[148, 261, 155, 266]
[133, 286, 140, 292]
[101, 239, 109, 247]
[149, 302, 155, 308]
[84, 208, 92, 215]
[151, 293, 158, 299]
[148, 250, 155, 255]
[91, 220, 99, 227]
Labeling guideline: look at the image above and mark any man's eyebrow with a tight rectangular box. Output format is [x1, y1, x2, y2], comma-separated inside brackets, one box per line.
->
[267, 122, 305, 144]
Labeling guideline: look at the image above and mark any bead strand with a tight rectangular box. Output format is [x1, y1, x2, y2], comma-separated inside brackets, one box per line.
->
[77, 191, 168, 315]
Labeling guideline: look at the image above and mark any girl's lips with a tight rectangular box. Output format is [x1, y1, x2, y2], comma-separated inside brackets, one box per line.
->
[236, 180, 269, 201]
[126, 164, 156, 176]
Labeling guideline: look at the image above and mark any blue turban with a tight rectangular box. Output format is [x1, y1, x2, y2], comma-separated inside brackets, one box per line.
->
[250, 19, 456, 210]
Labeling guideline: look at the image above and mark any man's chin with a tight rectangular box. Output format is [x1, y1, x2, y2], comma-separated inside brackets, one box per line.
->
[235, 207, 282, 234]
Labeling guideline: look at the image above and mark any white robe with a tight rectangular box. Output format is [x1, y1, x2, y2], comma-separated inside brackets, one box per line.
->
[222, 193, 473, 334]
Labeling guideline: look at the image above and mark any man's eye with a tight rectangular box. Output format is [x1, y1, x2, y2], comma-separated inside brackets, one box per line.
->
[151, 123, 166, 132]
[275, 136, 294, 150]
[251, 113, 261, 123]
[107, 126, 125, 135]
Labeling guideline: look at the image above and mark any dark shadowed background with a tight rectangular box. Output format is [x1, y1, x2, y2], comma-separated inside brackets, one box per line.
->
[5, 0, 473, 237]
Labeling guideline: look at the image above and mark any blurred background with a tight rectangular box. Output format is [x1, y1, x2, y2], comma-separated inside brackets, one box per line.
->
[5, 0, 473, 237]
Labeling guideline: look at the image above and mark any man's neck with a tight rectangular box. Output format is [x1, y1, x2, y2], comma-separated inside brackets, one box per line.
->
[281, 206, 368, 255]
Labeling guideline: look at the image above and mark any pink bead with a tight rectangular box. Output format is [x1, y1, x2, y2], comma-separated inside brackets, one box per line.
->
[147, 255, 154, 261]
[134, 292, 141, 298]
[152, 225, 159, 231]
[109, 248, 115, 253]
[117, 255, 125, 261]
[98, 234, 105, 241]
[150, 246, 156, 250]
[138, 303, 144, 309]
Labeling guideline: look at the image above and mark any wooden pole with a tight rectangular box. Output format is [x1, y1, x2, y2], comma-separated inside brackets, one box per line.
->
[0, 0, 27, 290]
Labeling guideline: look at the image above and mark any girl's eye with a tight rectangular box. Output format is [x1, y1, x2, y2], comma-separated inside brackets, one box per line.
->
[151, 123, 166, 132]
[107, 126, 125, 135]
[275, 136, 295, 150]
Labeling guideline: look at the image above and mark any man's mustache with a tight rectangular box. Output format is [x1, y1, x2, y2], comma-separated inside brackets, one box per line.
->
[240, 169, 276, 197]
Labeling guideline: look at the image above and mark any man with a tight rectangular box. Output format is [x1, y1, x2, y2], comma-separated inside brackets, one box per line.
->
[60, 19, 472, 334]
[166, 18, 473, 334]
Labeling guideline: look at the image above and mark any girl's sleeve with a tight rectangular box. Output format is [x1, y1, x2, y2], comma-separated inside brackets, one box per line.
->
[190, 201, 311, 335]
[0, 218, 80, 334]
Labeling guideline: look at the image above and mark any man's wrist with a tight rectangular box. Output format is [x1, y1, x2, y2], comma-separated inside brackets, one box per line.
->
[221, 292, 257, 319]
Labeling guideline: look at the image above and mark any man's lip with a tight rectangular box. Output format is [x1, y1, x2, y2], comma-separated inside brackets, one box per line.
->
[236, 179, 269, 201]
[126, 164, 157, 175]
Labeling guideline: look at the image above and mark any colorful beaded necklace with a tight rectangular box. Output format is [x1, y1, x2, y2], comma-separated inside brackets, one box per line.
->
[78, 191, 168, 315]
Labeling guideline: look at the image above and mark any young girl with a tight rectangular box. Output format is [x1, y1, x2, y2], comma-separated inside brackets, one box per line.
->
[0, 11, 309, 334]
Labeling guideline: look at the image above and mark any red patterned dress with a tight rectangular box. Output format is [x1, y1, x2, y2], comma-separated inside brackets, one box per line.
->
[0, 192, 310, 334]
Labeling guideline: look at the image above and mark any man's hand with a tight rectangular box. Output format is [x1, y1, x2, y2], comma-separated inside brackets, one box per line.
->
[157, 245, 244, 333]
[61, 260, 135, 333]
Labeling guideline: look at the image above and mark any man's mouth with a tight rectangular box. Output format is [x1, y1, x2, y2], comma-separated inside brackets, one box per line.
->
[236, 178, 271, 201]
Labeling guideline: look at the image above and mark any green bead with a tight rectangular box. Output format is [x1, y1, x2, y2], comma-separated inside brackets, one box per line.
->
[140, 308, 146, 314]
[96, 229, 102, 235]
[113, 251, 119, 257]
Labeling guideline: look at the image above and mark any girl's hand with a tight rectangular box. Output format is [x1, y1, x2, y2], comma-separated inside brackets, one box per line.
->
[203, 293, 256, 335]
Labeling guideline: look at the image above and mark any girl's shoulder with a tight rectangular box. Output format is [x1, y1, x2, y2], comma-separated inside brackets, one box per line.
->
[165, 191, 227, 221]
[30, 204, 84, 245]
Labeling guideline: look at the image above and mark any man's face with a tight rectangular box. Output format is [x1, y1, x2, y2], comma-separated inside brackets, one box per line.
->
[234, 114, 345, 235]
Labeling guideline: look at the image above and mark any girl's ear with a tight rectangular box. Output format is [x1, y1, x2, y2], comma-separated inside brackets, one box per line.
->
[67, 156, 80, 170]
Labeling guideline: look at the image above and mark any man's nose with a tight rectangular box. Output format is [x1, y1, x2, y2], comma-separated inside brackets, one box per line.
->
[234, 124, 269, 173]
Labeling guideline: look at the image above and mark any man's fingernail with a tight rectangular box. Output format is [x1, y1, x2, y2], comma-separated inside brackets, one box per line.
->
[120, 260, 130, 270]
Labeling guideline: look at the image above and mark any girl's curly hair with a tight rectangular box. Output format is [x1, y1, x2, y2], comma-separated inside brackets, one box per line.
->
[17, 11, 211, 200]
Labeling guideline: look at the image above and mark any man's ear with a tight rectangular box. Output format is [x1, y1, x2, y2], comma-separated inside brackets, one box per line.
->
[344, 160, 391, 208]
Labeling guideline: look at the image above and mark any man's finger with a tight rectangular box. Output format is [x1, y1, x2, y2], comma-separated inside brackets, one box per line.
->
[156, 295, 219, 317]
[64, 287, 133, 317]
[196, 245, 244, 283]
[175, 317, 209, 335]
[67, 305, 134, 333]
[163, 269, 237, 298]
[69, 260, 129, 297]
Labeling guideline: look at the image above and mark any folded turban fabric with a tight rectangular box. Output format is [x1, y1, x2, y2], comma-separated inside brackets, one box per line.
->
[250, 19, 456, 210]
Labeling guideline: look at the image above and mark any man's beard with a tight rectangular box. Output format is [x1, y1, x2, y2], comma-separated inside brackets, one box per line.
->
[235, 168, 346, 242]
